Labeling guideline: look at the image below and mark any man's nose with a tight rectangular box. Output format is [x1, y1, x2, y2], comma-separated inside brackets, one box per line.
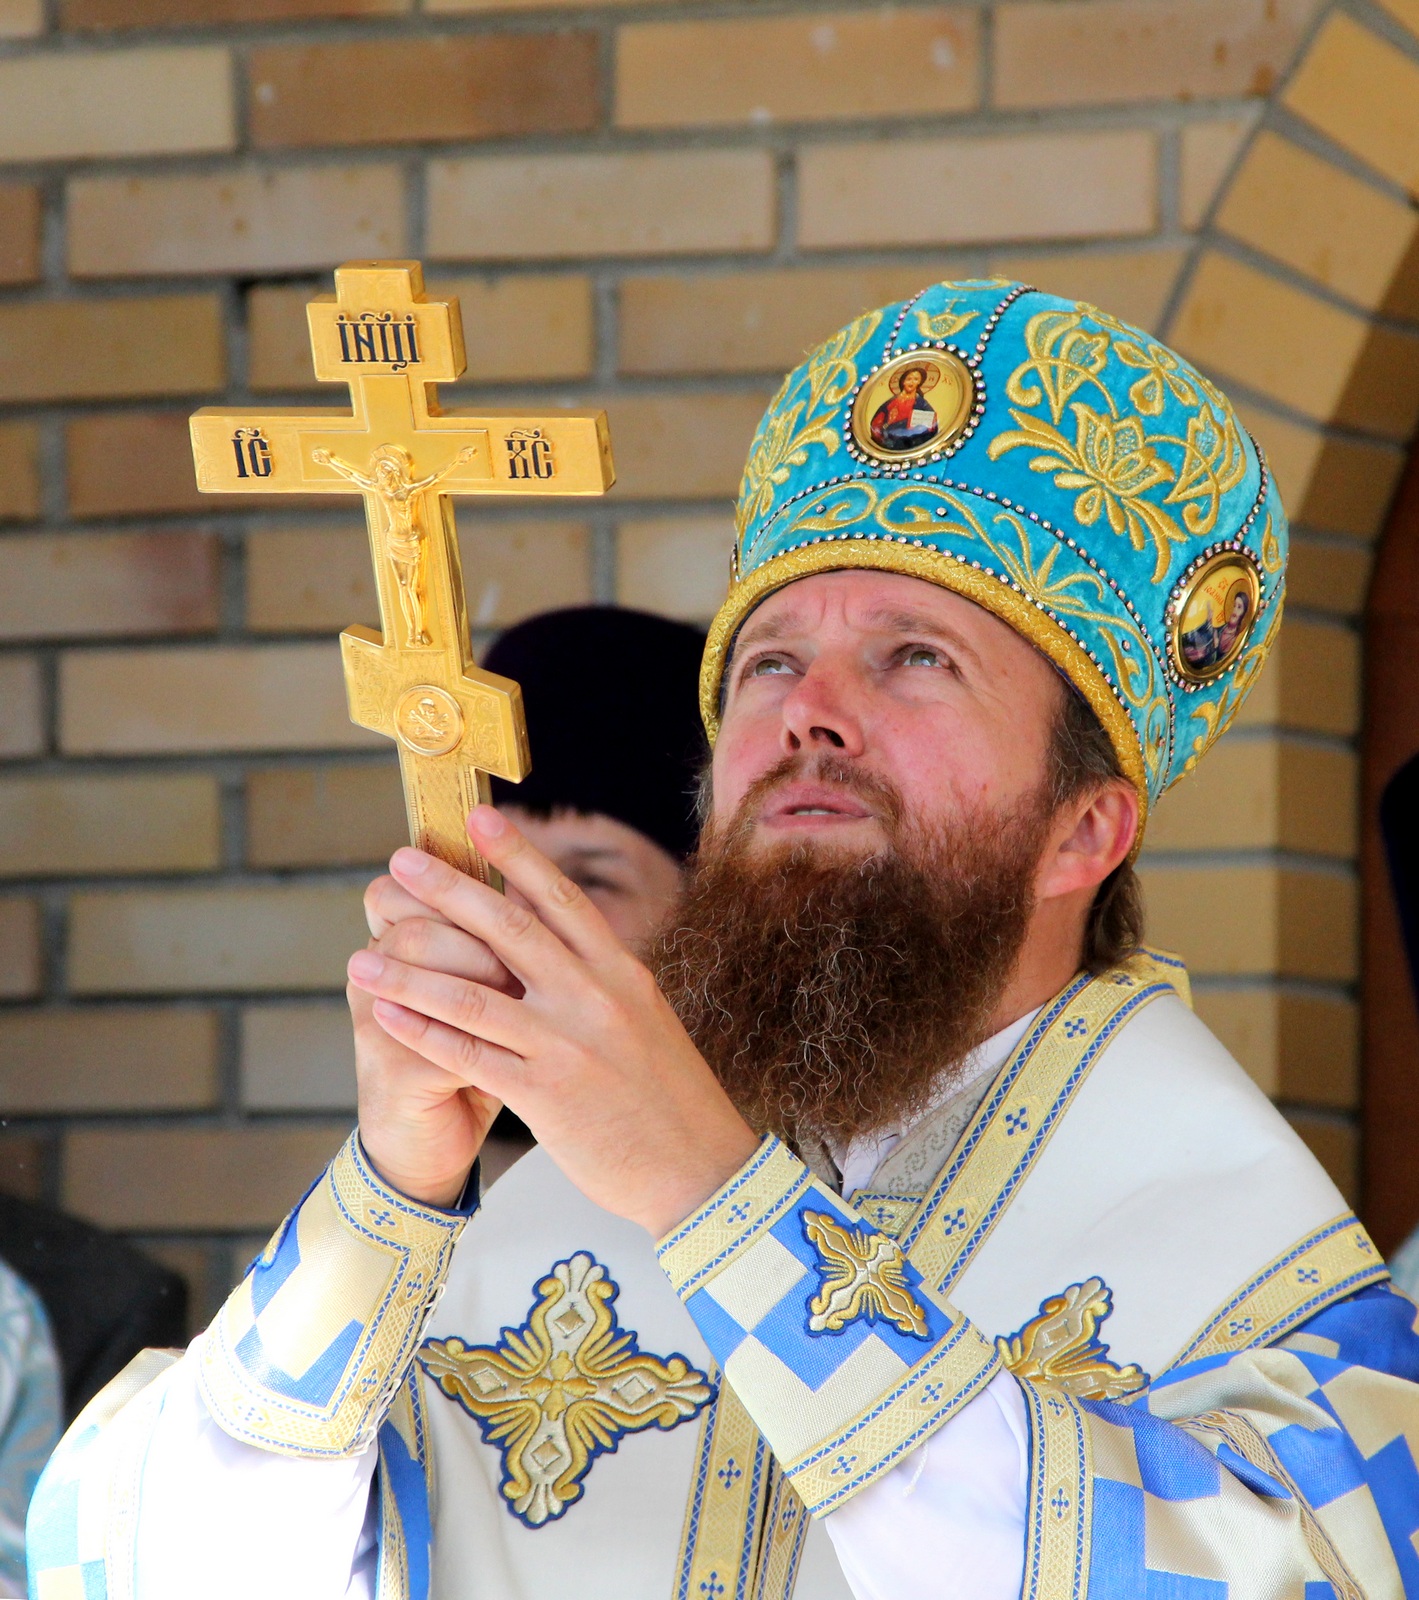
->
[779, 659, 867, 757]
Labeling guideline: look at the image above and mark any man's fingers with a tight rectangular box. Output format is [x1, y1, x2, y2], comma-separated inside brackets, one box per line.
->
[369, 998, 522, 1101]
[386, 843, 585, 988]
[364, 874, 456, 940]
[349, 948, 535, 1058]
[466, 807, 622, 964]
[375, 916, 518, 992]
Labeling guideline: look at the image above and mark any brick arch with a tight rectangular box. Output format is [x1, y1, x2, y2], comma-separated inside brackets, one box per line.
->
[1156, 0, 1419, 1242]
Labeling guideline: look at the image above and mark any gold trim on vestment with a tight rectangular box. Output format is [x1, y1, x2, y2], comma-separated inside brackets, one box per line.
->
[1169, 1214, 1389, 1370]
[672, 1379, 774, 1600]
[902, 948, 1188, 1294]
[1019, 1377, 1093, 1600]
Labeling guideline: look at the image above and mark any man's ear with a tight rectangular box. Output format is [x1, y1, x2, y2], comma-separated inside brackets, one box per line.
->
[1036, 779, 1139, 905]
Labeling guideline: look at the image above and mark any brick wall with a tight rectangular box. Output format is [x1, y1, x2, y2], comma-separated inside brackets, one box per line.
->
[0, 0, 1371, 1326]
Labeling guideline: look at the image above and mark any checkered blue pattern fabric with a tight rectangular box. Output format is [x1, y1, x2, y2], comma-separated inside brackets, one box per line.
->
[659, 1138, 998, 1515]
[1055, 1285, 1419, 1600]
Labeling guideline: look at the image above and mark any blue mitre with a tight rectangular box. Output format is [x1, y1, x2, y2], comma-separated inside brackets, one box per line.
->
[701, 280, 1287, 824]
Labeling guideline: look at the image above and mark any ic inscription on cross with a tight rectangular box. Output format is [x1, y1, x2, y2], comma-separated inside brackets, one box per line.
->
[190, 260, 615, 885]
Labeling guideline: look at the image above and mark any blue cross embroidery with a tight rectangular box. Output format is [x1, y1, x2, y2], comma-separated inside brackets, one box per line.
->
[728, 1201, 751, 1225]
[940, 1207, 967, 1237]
[1051, 1488, 1071, 1519]
[1296, 1266, 1320, 1284]
[1063, 1017, 1088, 1039]
[1228, 1316, 1254, 1338]
[921, 1381, 945, 1404]
[873, 1204, 895, 1226]
[780, 1499, 798, 1533]
[1005, 1107, 1030, 1136]
[1355, 1233, 1374, 1254]
[700, 1572, 726, 1598]
[1047, 1396, 1066, 1416]
[829, 1453, 858, 1477]
[1111, 973, 1134, 986]
[717, 1458, 743, 1490]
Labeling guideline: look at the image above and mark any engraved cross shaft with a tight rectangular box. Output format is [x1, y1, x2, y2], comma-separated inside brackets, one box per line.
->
[190, 260, 615, 881]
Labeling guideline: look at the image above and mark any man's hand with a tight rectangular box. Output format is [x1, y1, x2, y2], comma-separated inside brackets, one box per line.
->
[346, 807, 760, 1238]
[349, 874, 517, 1208]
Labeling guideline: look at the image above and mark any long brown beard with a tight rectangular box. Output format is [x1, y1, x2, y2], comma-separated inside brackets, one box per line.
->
[649, 757, 1051, 1149]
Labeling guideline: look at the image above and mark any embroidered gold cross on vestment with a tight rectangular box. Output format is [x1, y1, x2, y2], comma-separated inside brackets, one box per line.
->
[189, 260, 615, 882]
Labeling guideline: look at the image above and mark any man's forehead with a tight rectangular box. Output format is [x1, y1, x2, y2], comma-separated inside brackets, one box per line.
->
[734, 570, 1000, 651]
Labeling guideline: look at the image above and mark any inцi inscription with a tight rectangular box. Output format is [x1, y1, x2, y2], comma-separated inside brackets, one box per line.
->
[188, 259, 615, 882]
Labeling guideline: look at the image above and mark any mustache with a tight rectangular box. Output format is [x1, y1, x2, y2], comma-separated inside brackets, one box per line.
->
[709, 752, 905, 852]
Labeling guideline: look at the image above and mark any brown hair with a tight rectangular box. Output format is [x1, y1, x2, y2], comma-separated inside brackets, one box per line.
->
[1044, 686, 1144, 973]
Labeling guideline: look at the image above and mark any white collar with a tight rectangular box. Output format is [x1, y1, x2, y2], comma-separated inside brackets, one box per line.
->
[834, 1008, 1041, 1196]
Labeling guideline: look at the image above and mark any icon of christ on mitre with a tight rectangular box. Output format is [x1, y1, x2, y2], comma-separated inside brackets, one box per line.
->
[29, 275, 1419, 1600]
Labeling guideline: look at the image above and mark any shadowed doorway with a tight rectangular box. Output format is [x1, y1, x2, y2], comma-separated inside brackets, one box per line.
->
[1363, 446, 1419, 1254]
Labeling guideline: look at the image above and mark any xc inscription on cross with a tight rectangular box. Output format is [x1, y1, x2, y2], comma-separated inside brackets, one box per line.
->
[190, 260, 615, 883]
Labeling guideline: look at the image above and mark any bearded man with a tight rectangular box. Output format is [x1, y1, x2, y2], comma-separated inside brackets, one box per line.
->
[30, 282, 1419, 1600]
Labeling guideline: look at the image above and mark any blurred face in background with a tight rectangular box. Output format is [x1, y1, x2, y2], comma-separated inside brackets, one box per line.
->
[500, 805, 685, 952]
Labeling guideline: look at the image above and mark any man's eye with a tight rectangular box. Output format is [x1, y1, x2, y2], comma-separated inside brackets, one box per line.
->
[905, 648, 941, 668]
[751, 656, 793, 676]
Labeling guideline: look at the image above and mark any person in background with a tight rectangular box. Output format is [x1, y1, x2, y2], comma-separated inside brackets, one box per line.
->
[478, 605, 708, 1173]
[0, 1257, 60, 1597]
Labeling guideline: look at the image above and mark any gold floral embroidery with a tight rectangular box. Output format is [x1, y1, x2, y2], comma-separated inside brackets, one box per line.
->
[803, 1211, 929, 1337]
[915, 297, 980, 341]
[989, 307, 1248, 583]
[419, 1253, 712, 1527]
[997, 1278, 1146, 1400]
[737, 308, 881, 546]
[1178, 600, 1282, 777]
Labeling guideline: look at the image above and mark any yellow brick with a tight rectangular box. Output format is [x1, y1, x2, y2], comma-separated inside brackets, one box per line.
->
[0, 774, 221, 877]
[241, 1001, 356, 1110]
[1285, 13, 1419, 195]
[1144, 736, 1356, 857]
[0, 296, 225, 404]
[1171, 252, 1419, 441]
[1283, 1111, 1357, 1203]
[430, 0, 647, 7]
[1234, 617, 1359, 737]
[0, 656, 43, 759]
[63, 1125, 350, 1231]
[65, 0, 411, 24]
[620, 266, 961, 376]
[249, 274, 595, 390]
[1200, 986, 1361, 1107]
[617, 517, 736, 620]
[607, 392, 770, 500]
[0, 183, 41, 287]
[66, 412, 231, 519]
[0, 0, 42, 35]
[246, 762, 404, 868]
[60, 643, 380, 755]
[0, 530, 220, 641]
[1375, 0, 1419, 40]
[0, 424, 39, 523]
[0, 47, 232, 162]
[989, 246, 1186, 332]
[1236, 402, 1404, 540]
[1180, 116, 1259, 229]
[0, 1008, 218, 1113]
[799, 131, 1155, 249]
[244, 519, 593, 632]
[1139, 864, 1356, 980]
[995, 0, 1314, 107]
[68, 882, 368, 994]
[1286, 540, 1372, 618]
[0, 897, 40, 999]
[616, 9, 979, 128]
[69, 166, 406, 279]
[427, 151, 775, 260]
[1216, 133, 1419, 320]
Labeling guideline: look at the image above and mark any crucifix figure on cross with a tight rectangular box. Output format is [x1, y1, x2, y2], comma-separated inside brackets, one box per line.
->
[189, 260, 615, 885]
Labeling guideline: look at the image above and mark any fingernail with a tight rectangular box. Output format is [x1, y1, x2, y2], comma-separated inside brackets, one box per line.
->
[392, 847, 431, 875]
[349, 950, 384, 980]
[470, 805, 506, 837]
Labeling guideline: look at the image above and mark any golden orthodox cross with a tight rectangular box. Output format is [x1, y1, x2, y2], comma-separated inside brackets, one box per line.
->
[190, 260, 615, 885]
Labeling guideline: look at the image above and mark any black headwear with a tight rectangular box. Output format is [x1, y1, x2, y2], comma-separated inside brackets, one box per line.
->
[484, 606, 708, 861]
